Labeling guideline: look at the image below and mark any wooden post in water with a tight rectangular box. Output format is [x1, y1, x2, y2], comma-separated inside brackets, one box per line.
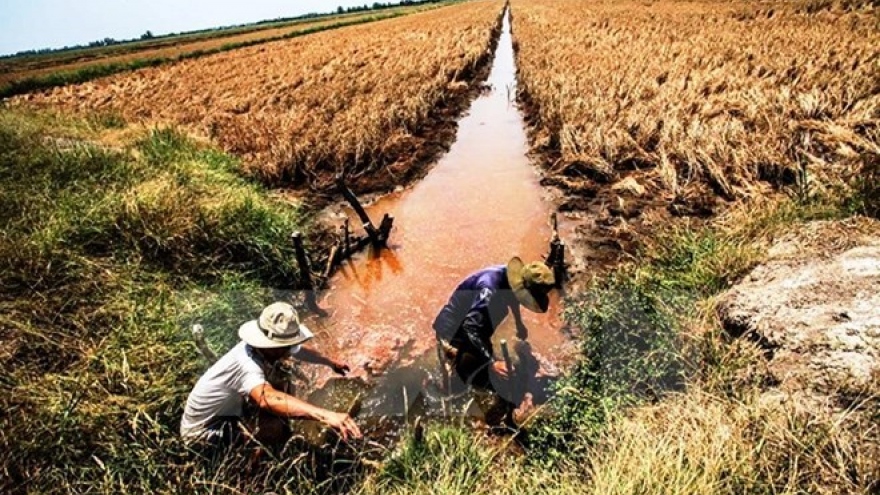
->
[436, 342, 451, 395]
[500, 339, 518, 401]
[378, 213, 394, 245]
[324, 243, 340, 279]
[412, 415, 425, 445]
[337, 175, 381, 246]
[292, 232, 327, 316]
[546, 213, 566, 288]
[342, 218, 351, 258]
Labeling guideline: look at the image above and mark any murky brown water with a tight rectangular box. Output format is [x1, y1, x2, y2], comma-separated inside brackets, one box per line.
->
[302, 9, 571, 423]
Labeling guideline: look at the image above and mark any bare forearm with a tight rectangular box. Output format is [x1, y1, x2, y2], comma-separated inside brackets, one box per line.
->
[297, 346, 335, 367]
[258, 389, 333, 422]
[512, 306, 528, 339]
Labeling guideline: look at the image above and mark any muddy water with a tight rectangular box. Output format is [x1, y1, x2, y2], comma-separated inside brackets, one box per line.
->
[302, 9, 570, 424]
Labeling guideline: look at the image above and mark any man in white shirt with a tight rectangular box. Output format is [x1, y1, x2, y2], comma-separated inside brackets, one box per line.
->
[181, 302, 362, 447]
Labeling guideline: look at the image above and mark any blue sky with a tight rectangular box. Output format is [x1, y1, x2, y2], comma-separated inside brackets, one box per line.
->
[0, 0, 385, 56]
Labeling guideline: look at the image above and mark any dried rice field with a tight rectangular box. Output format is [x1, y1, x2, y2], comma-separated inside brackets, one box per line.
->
[511, 0, 880, 205]
[18, 0, 504, 189]
[0, 10, 414, 90]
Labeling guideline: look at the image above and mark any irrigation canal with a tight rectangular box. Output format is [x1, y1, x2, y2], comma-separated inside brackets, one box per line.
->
[300, 7, 573, 436]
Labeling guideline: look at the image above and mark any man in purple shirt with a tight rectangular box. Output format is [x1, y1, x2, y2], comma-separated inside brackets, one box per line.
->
[432, 256, 555, 425]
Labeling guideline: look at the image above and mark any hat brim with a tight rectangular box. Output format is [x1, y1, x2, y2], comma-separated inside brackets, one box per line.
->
[238, 320, 314, 348]
[514, 286, 550, 313]
[507, 256, 551, 313]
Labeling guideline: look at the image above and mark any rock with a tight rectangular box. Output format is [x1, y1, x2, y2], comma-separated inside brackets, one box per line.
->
[717, 218, 880, 399]
[611, 176, 646, 197]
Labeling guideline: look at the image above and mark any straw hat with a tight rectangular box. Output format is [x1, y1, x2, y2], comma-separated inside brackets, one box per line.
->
[506, 256, 556, 313]
[239, 302, 314, 349]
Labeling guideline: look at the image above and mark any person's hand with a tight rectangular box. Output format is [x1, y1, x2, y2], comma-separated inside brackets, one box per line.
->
[492, 360, 509, 379]
[325, 412, 362, 441]
[331, 361, 350, 376]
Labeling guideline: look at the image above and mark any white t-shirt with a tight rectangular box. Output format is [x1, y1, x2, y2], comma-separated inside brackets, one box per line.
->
[180, 341, 301, 440]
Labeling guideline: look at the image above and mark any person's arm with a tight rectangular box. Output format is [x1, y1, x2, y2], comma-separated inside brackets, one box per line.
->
[295, 345, 350, 375]
[249, 383, 362, 440]
[459, 284, 515, 379]
[460, 311, 509, 379]
[511, 303, 528, 340]
[460, 308, 494, 362]
[458, 285, 499, 364]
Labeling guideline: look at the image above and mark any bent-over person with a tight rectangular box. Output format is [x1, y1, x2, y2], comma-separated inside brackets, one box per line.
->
[433, 256, 555, 427]
[181, 302, 362, 448]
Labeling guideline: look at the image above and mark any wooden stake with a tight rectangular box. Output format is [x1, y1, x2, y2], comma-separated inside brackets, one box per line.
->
[291, 232, 326, 316]
[413, 415, 424, 445]
[337, 175, 380, 244]
[500, 339, 517, 400]
[378, 213, 394, 245]
[191, 324, 218, 363]
[437, 341, 450, 396]
[323, 243, 340, 279]
[342, 218, 351, 257]
[546, 213, 566, 288]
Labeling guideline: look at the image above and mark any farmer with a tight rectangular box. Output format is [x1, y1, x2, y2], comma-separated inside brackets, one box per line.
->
[432, 257, 555, 425]
[180, 302, 362, 447]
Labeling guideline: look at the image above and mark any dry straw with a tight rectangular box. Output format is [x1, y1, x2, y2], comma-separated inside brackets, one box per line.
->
[18, 0, 505, 189]
[512, 0, 879, 201]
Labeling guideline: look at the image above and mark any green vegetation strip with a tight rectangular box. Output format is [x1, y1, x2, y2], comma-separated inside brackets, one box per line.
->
[0, 13, 405, 100]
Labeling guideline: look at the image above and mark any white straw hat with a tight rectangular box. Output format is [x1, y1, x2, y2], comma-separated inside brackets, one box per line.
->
[239, 302, 314, 348]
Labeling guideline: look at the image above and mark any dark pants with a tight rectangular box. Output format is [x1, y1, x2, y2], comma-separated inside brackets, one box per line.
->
[442, 337, 517, 428]
[190, 407, 292, 456]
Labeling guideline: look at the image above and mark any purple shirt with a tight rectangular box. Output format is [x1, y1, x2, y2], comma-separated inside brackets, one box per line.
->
[432, 265, 519, 360]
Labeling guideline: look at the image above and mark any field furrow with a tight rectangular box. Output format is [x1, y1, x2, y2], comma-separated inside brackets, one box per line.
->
[511, 0, 879, 207]
[16, 0, 504, 190]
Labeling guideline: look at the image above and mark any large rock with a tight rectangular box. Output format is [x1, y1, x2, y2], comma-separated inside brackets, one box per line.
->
[717, 218, 880, 396]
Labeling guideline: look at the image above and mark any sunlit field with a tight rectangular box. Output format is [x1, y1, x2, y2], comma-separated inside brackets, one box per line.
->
[512, 0, 879, 204]
[16, 0, 504, 190]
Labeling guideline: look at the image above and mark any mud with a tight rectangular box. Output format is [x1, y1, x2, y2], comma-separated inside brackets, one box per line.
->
[717, 217, 880, 403]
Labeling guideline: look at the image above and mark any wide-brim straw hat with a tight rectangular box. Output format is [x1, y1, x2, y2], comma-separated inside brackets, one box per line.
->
[239, 302, 314, 348]
[506, 256, 556, 313]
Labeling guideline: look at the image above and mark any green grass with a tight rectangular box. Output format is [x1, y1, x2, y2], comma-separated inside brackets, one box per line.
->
[0, 108, 325, 493]
[369, 427, 494, 495]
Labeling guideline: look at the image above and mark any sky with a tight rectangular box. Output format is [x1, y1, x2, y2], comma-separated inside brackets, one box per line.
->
[0, 0, 385, 56]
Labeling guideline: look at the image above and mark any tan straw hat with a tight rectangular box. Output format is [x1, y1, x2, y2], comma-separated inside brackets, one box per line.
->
[239, 302, 314, 348]
[506, 256, 556, 313]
